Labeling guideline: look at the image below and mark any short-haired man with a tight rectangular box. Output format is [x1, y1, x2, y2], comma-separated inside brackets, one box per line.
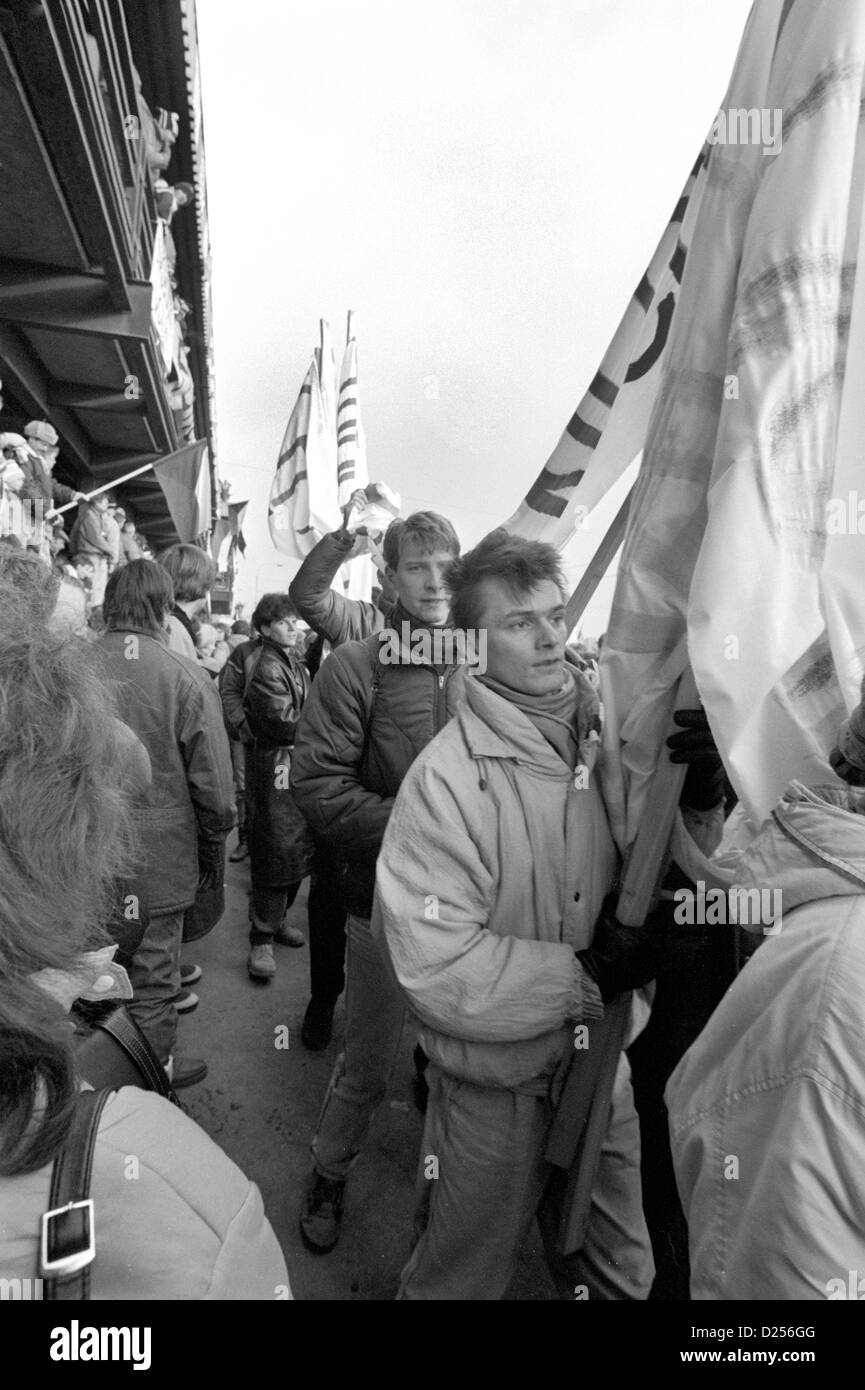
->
[158, 543, 217, 660]
[372, 529, 717, 1299]
[290, 510, 462, 1252]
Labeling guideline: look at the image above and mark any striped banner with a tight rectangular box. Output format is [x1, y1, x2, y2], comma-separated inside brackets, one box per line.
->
[337, 312, 373, 600]
[337, 312, 368, 506]
[268, 325, 341, 560]
[503, 147, 710, 548]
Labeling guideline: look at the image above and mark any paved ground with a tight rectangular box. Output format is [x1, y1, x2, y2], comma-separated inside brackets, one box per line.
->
[178, 842, 555, 1301]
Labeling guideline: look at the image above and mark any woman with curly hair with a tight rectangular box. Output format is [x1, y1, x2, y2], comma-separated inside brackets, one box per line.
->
[0, 569, 289, 1299]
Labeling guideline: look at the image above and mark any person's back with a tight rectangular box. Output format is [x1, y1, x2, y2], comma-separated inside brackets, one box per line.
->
[99, 562, 234, 1081]
[667, 780, 865, 1300]
[99, 628, 233, 914]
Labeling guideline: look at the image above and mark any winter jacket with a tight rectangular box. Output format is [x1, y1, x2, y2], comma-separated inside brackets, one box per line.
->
[99, 627, 235, 913]
[371, 671, 616, 1092]
[219, 637, 261, 743]
[289, 530, 389, 644]
[18, 452, 77, 509]
[70, 505, 113, 559]
[290, 603, 465, 916]
[244, 636, 313, 886]
[0, 1087, 290, 1299]
[666, 781, 865, 1300]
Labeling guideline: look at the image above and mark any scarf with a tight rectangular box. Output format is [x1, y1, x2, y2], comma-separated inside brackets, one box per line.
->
[478, 666, 587, 771]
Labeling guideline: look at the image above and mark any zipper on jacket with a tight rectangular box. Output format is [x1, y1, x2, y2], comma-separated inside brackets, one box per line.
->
[434, 669, 447, 731]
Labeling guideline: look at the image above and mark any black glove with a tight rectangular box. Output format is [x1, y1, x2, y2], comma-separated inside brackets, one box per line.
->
[197, 838, 225, 893]
[667, 708, 728, 811]
[576, 897, 658, 1003]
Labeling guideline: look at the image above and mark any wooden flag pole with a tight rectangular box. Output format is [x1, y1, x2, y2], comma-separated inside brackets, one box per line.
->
[546, 496, 703, 1254]
[564, 487, 633, 633]
[50, 459, 159, 517]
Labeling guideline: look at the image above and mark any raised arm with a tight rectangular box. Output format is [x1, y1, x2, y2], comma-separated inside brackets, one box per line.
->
[289, 531, 383, 645]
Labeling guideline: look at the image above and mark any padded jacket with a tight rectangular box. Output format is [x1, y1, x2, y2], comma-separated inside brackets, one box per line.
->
[667, 781, 865, 1299]
[99, 627, 235, 913]
[290, 602, 465, 916]
[0, 1087, 290, 1300]
[371, 671, 613, 1092]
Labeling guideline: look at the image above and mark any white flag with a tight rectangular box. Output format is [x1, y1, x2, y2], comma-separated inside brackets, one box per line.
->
[268, 331, 340, 560]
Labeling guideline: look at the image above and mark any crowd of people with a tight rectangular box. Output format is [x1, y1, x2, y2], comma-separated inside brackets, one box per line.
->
[1, 487, 864, 1302]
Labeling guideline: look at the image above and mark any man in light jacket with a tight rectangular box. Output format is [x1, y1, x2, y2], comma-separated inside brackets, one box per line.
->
[372, 529, 719, 1300]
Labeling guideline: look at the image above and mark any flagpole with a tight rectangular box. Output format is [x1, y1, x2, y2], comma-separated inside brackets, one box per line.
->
[564, 487, 633, 632]
[50, 459, 160, 517]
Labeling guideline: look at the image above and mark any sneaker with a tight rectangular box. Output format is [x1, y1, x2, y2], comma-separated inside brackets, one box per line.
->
[175, 987, 199, 1014]
[247, 942, 276, 980]
[275, 923, 306, 948]
[167, 1055, 208, 1089]
[229, 835, 249, 863]
[180, 963, 202, 986]
[301, 999, 334, 1051]
[299, 1173, 346, 1254]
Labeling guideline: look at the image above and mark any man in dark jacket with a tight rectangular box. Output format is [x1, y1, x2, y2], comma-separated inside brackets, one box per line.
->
[290, 510, 463, 1253]
[100, 560, 235, 1088]
[242, 594, 313, 980]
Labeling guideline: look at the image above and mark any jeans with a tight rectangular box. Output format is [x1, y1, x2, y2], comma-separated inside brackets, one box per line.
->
[307, 837, 347, 1009]
[311, 913, 405, 1181]
[126, 908, 184, 1064]
[398, 1055, 654, 1301]
[249, 881, 302, 944]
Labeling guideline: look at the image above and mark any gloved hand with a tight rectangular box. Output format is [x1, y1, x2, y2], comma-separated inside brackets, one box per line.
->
[829, 743, 865, 786]
[197, 838, 225, 893]
[667, 708, 727, 811]
[333, 490, 370, 554]
[576, 897, 658, 1003]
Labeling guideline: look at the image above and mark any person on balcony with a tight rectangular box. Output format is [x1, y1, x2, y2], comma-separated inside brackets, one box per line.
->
[69, 495, 114, 607]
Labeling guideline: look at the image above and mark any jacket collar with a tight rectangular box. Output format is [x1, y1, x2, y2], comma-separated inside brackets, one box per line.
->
[374, 600, 462, 666]
[737, 780, 865, 910]
[104, 623, 168, 646]
[458, 668, 600, 779]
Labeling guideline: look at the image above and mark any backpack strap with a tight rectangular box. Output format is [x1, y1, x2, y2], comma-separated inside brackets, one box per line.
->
[41, 1089, 111, 1300]
[93, 1007, 180, 1105]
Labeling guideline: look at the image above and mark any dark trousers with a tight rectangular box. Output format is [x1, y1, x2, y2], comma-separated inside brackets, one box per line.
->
[307, 837, 347, 1009]
[627, 909, 737, 1300]
[249, 881, 302, 944]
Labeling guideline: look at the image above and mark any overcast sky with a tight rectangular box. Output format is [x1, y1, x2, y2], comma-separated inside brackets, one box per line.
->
[196, 0, 753, 629]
